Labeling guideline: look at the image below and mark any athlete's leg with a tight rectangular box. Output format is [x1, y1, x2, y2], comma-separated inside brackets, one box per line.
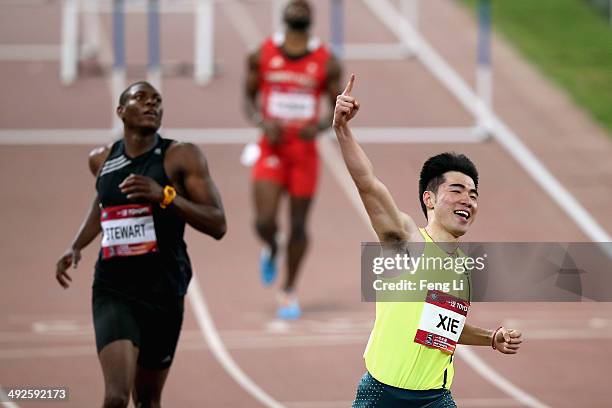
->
[132, 367, 169, 408]
[283, 195, 313, 292]
[99, 340, 139, 408]
[133, 296, 184, 408]
[253, 180, 284, 257]
[93, 287, 141, 408]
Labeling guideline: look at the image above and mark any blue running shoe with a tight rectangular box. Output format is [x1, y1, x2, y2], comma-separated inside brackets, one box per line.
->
[277, 297, 301, 320]
[259, 248, 277, 286]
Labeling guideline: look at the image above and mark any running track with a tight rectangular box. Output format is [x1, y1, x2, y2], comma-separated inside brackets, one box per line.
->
[1, 1, 611, 407]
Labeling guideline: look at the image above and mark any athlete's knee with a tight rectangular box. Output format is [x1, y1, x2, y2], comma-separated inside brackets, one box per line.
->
[255, 218, 276, 238]
[103, 389, 130, 408]
[289, 221, 307, 242]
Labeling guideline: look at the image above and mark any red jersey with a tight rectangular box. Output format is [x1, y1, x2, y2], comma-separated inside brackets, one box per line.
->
[258, 33, 331, 138]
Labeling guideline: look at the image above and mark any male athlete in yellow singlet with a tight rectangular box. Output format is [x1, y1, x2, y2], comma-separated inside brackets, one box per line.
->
[333, 75, 523, 408]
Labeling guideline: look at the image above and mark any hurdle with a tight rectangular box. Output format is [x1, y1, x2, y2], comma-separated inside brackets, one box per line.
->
[60, 0, 215, 86]
[475, 0, 493, 135]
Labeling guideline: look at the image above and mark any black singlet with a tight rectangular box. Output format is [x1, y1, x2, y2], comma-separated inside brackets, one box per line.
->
[94, 135, 192, 298]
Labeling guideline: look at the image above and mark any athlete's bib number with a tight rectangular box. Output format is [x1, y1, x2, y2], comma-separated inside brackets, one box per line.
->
[100, 204, 158, 259]
[267, 91, 316, 121]
[414, 290, 470, 354]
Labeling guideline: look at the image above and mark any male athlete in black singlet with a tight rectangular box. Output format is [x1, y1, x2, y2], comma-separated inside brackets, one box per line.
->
[55, 81, 226, 408]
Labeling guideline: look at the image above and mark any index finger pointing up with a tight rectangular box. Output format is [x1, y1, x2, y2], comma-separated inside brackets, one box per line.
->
[342, 74, 356, 96]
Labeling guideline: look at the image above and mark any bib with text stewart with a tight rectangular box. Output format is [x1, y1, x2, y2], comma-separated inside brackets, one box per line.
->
[100, 204, 158, 259]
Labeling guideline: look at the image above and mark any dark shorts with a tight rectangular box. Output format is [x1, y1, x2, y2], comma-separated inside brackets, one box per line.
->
[92, 286, 184, 370]
[352, 372, 457, 408]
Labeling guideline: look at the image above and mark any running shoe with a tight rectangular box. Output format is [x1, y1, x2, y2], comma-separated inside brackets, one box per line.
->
[277, 293, 301, 320]
[259, 248, 277, 286]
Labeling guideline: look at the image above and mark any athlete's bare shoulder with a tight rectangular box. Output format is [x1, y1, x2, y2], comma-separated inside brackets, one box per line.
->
[88, 144, 112, 177]
[166, 141, 202, 158]
[401, 212, 423, 243]
[165, 142, 207, 175]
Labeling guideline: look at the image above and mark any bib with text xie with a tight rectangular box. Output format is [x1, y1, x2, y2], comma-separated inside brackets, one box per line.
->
[414, 290, 470, 354]
[100, 204, 158, 259]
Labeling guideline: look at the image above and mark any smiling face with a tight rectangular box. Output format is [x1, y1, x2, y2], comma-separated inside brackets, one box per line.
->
[116, 82, 163, 132]
[423, 171, 479, 237]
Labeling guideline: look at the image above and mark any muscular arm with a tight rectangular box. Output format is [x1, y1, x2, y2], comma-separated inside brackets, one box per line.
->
[71, 195, 102, 251]
[244, 49, 262, 125]
[55, 146, 109, 288]
[166, 143, 227, 240]
[69, 147, 108, 250]
[459, 323, 494, 346]
[333, 76, 419, 243]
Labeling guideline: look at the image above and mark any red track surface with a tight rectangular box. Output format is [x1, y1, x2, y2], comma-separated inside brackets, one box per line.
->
[1, 1, 611, 407]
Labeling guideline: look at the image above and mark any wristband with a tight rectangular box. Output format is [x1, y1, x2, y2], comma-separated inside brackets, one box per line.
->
[160, 185, 177, 209]
[491, 326, 503, 350]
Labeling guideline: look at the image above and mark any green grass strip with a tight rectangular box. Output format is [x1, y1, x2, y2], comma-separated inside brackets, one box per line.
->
[462, 0, 612, 135]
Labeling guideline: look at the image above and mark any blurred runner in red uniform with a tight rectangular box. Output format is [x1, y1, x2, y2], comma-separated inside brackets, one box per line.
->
[244, 0, 342, 319]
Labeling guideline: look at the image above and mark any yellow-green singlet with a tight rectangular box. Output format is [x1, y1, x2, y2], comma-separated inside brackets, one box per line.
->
[363, 228, 470, 390]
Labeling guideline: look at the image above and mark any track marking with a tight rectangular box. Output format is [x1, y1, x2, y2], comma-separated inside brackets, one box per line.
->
[0, 127, 485, 145]
[317, 136, 551, 408]
[219, 0, 264, 50]
[361, 0, 611, 249]
[186, 274, 285, 408]
[3, 326, 611, 360]
[0, 45, 59, 61]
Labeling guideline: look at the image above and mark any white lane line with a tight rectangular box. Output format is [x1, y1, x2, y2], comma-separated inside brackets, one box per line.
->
[317, 136, 550, 408]
[456, 347, 549, 408]
[0, 45, 59, 61]
[3, 325, 609, 346]
[219, 0, 264, 51]
[361, 0, 612, 249]
[0, 127, 484, 145]
[186, 274, 285, 408]
[0, 333, 370, 360]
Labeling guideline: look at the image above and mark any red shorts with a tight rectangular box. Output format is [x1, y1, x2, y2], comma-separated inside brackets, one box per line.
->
[252, 134, 319, 198]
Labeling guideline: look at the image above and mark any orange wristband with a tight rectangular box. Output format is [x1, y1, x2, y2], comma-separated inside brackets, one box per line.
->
[160, 185, 176, 209]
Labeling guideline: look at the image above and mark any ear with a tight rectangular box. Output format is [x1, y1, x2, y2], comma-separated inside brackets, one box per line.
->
[423, 190, 435, 210]
[116, 105, 124, 119]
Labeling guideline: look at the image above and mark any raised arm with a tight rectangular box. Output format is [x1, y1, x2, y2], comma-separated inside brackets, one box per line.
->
[332, 75, 419, 243]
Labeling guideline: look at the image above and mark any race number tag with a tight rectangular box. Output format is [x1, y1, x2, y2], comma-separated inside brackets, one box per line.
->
[414, 290, 470, 354]
[268, 91, 316, 121]
[100, 204, 158, 259]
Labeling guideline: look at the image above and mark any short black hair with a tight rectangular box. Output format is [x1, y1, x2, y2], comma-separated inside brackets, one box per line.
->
[118, 81, 154, 106]
[418, 152, 478, 219]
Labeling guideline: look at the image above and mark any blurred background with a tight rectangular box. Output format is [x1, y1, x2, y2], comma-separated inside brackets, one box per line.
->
[1, 0, 611, 407]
